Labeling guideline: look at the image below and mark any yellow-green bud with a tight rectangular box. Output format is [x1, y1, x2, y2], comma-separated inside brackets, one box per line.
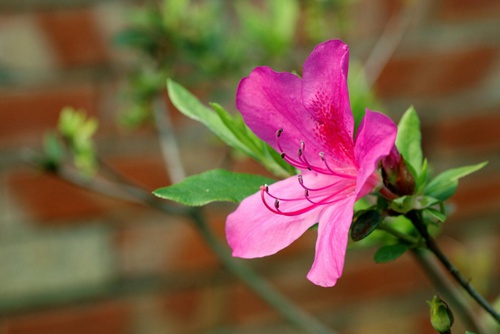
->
[427, 295, 454, 333]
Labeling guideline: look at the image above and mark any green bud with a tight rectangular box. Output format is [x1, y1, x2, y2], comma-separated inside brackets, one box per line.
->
[427, 295, 454, 333]
[350, 210, 384, 241]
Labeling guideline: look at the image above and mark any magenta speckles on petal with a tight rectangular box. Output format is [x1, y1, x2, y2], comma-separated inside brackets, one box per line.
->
[226, 40, 397, 287]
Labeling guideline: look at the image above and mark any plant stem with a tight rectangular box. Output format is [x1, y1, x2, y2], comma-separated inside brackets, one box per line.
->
[152, 95, 186, 184]
[407, 210, 500, 325]
[361, 0, 420, 88]
[411, 249, 488, 333]
[30, 159, 336, 333]
[378, 221, 421, 245]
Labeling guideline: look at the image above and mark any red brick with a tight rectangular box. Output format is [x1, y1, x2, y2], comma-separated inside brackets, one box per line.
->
[116, 206, 229, 276]
[434, 109, 500, 153]
[228, 283, 279, 325]
[376, 47, 497, 98]
[7, 168, 125, 222]
[36, 9, 109, 67]
[437, 0, 500, 21]
[104, 155, 170, 191]
[162, 288, 201, 324]
[449, 172, 500, 220]
[3, 301, 131, 334]
[163, 219, 220, 273]
[0, 84, 99, 148]
[347, 0, 405, 38]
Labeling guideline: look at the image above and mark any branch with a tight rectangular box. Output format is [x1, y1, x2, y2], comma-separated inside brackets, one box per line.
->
[408, 210, 500, 325]
[411, 249, 489, 333]
[29, 160, 335, 333]
[152, 95, 186, 184]
[361, 0, 419, 88]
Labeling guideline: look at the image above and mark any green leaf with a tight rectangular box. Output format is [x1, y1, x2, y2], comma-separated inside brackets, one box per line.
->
[210, 102, 261, 156]
[425, 161, 488, 201]
[42, 132, 64, 171]
[167, 79, 294, 178]
[153, 169, 276, 206]
[374, 244, 410, 263]
[210, 102, 294, 177]
[389, 195, 439, 213]
[416, 158, 429, 192]
[425, 208, 447, 223]
[395, 106, 422, 178]
[167, 79, 237, 147]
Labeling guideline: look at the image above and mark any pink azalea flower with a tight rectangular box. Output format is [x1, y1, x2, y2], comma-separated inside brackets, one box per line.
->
[225, 40, 397, 287]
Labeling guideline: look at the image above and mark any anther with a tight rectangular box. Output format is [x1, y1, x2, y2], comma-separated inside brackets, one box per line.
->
[276, 128, 284, 137]
[274, 199, 280, 209]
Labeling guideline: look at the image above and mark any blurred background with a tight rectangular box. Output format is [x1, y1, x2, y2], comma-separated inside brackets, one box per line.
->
[0, 0, 499, 333]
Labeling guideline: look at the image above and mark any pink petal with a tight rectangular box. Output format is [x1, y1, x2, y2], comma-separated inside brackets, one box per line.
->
[226, 172, 347, 258]
[306, 196, 356, 287]
[236, 67, 323, 161]
[354, 109, 397, 195]
[302, 40, 355, 165]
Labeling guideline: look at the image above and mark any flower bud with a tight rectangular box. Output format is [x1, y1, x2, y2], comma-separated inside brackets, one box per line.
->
[427, 295, 454, 333]
[381, 146, 415, 196]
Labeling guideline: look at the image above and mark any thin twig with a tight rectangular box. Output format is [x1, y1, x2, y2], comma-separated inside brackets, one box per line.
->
[408, 210, 500, 325]
[379, 218, 488, 332]
[360, 0, 419, 88]
[411, 249, 489, 334]
[152, 95, 186, 184]
[40, 159, 336, 333]
[378, 220, 421, 245]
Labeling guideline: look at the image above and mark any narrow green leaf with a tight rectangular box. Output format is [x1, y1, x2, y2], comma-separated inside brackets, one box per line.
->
[395, 106, 422, 178]
[167, 79, 238, 147]
[41, 132, 64, 171]
[416, 158, 429, 193]
[390, 195, 440, 214]
[425, 161, 488, 201]
[211, 102, 294, 177]
[210, 102, 261, 157]
[389, 195, 414, 214]
[168, 79, 294, 178]
[374, 244, 409, 263]
[153, 169, 276, 206]
[425, 208, 447, 223]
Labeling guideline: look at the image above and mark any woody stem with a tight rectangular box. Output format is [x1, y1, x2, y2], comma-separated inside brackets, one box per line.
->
[407, 210, 500, 325]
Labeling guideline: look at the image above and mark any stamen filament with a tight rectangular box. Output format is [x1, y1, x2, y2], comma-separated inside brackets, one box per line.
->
[297, 174, 344, 192]
[260, 186, 323, 216]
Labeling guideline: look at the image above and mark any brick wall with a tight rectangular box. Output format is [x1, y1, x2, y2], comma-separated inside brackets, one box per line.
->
[0, 1, 499, 333]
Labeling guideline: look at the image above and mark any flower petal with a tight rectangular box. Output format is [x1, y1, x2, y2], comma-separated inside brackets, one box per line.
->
[306, 196, 356, 287]
[354, 109, 397, 195]
[302, 40, 355, 165]
[236, 66, 323, 161]
[226, 172, 340, 258]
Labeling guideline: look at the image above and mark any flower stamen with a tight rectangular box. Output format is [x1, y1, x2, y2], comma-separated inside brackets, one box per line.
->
[276, 129, 356, 178]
